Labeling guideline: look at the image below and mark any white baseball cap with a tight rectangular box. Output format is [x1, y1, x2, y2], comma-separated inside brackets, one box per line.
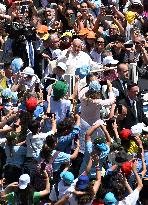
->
[57, 62, 67, 71]
[22, 67, 34, 76]
[19, 174, 30, 189]
[102, 56, 119, 66]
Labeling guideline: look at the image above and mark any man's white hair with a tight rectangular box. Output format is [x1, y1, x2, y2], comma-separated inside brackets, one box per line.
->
[72, 38, 83, 44]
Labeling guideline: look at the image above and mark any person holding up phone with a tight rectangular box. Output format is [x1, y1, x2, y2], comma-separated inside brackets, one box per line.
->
[24, 114, 57, 176]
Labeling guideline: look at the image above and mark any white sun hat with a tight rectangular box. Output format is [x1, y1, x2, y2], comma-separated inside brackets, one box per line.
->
[22, 67, 35, 77]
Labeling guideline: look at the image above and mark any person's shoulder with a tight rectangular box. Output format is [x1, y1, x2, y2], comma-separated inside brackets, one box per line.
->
[112, 78, 120, 85]
[80, 51, 90, 57]
[127, 79, 133, 85]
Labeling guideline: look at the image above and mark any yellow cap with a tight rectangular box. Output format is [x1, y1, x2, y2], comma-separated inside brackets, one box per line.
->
[41, 33, 50, 41]
[78, 28, 90, 36]
[110, 24, 118, 29]
[61, 32, 73, 38]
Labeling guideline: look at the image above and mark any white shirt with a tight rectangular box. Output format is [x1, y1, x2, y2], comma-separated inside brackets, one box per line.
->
[26, 130, 54, 158]
[117, 188, 139, 205]
[49, 179, 75, 203]
[58, 50, 99, 75]
[50, 97, 71, 123]
[119, 79, 127, 90]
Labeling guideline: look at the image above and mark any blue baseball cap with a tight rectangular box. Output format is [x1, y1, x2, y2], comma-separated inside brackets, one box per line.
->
[76, 175, 89, 190]
[75, 65, 90, 79]
[89, 80, 101, 91]
[60, 171, 74, 185]
[11, 58, 23, 74]
[96, 143, 108, 152]
[103, 192, 117, 205]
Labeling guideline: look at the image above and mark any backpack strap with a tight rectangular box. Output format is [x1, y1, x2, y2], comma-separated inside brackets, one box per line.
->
[48, 151, 60, 164]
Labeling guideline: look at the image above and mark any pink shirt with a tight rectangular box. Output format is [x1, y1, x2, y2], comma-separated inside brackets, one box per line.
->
[79, 90, 115, 125]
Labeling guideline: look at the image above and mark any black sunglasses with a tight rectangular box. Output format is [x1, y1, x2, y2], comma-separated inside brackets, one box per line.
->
[65, 13, 74, 17]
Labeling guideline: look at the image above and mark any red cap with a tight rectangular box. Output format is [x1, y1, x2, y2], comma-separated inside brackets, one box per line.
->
[26, 97, 37, 112]
[120, 129, 132, 140]
[121, 161, 133, 177]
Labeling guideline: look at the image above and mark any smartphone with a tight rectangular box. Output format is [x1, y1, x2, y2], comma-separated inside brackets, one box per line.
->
[20, 5, 27, 14]
[47, 113, 56, 118]
[70, 14, 76, 25]
[100, 80, 107, 86]
[124, 44, 133, 48]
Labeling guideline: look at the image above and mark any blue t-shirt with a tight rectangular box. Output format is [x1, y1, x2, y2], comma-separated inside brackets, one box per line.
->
[56, 125, 80, 153]
[52, 150, 71, 172]
[137, 151, 148, 178]
[5, 145, 27, 168]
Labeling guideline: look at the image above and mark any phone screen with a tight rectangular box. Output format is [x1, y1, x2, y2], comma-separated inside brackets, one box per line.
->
[70, 14, 76, 25]
[20, 5, 27, 14]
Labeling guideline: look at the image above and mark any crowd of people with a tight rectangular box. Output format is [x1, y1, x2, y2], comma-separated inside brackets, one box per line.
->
[0, 0, 147, 204]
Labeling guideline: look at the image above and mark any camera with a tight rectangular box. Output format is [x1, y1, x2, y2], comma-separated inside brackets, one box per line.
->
[4, 22, 36, 42]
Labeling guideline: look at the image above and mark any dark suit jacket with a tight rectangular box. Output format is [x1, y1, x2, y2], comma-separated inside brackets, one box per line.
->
[119, 97, 148, 129]
[112, 79, 132, 102]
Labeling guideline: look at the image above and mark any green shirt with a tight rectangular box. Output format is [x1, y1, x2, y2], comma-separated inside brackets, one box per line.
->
[6, 191, 41, 205]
